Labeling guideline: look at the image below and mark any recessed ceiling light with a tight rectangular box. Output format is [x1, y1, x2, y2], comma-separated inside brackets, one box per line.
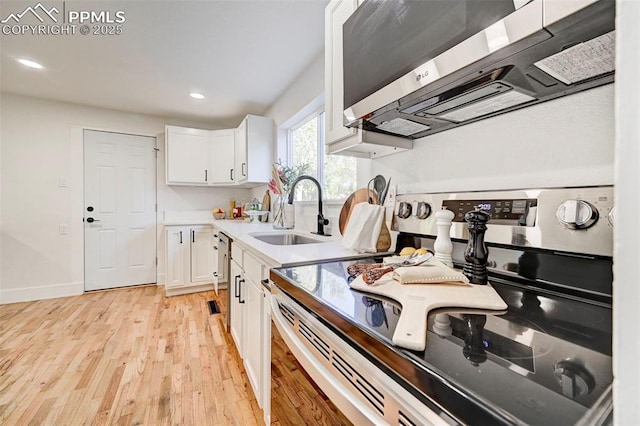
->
[17, 58, 43, 69]
[190, 92, 205, 100]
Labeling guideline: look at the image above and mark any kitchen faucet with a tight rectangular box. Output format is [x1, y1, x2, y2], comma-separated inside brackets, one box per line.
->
[287, 175, 330, 236]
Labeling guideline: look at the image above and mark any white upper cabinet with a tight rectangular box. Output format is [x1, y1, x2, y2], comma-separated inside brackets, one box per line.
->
[235, 119, 248, 183]
[210, 129, 236, 184]
[324, 0, 412, 158]
[235, 115, 274, 184]
[325, 0, 359, 146]
[165, 126, 210, 185]
[165, 117, 273, 187]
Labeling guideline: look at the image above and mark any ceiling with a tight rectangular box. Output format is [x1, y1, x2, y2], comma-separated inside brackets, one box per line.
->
[0, 0, 328, 127]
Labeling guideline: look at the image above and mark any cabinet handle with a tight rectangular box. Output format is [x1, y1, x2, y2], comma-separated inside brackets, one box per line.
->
[205, 170, 208, 181]
[213, 246, 218, 250]
[234, 274, 241, 298]
[238, 279, 245, 304]
[179, 231, 183, 244]
[230, 169, 234, 181]
[192, 230, 195, 243]
[242, 162, 246, 177]
[213, 272, 218, 277]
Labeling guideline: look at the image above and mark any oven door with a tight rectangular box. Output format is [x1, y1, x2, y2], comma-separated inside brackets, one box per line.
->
[270, 285, 451, 426]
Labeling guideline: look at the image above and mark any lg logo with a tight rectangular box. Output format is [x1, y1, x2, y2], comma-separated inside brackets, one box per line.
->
[416, 71, 430, 82]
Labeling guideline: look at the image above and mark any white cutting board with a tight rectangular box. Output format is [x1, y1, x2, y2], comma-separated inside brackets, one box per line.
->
[349, 273, 508, 351]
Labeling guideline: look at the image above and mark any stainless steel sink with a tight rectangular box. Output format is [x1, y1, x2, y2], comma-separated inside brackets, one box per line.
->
[249, 232, 327, 245]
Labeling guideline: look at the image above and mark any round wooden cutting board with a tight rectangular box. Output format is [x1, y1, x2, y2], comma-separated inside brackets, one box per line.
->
[338, 188, 378, 235]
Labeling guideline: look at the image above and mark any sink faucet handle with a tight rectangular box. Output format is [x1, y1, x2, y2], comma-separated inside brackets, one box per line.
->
[316, 214, 330, 236]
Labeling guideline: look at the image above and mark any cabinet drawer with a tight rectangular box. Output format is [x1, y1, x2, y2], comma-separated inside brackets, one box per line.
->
[244, 251, 264, 286]
[231, 243, 243, 267]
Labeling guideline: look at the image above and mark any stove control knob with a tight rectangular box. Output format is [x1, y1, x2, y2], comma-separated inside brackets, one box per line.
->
[556, 200, 599, 229]
[415, 202, 432, 219]
[398, 202, 412, 219]
[608, 205, 616, 227]
[553, 360, 595, 399]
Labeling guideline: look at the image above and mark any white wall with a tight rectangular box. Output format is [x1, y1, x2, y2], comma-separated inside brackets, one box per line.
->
[613, 0, 640, 422]
[0, 93, 251, 303]
[249, 52, 344, 233]
[365, 84, 614, 193]
[264, 52, 325, 129]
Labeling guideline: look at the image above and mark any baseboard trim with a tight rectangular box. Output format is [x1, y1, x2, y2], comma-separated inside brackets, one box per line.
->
[0, 281, 84, 305]
[164, 283, 215, 297]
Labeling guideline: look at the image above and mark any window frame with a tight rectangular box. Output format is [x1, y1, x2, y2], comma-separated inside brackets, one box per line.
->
[286, 107, 325, 185]
[286, 108, 356, 202]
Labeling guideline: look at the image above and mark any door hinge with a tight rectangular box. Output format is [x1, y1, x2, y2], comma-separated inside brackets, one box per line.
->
[155, 257, 158, 265]
[155, 203, 158, 212]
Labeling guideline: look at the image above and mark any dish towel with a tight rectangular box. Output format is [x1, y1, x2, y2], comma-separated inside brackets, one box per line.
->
[392, 257, 469, 285]
[341, 203, 384, 253]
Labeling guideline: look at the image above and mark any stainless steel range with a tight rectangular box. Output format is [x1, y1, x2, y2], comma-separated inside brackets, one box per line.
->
[270, 186, 613, 425]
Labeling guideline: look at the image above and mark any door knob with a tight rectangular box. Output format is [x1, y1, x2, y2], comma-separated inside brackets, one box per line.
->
[86, 217, 100, 223]
[87, 206, 94, 212]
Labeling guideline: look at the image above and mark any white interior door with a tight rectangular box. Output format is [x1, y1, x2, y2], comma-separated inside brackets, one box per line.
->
[84, 130, 157, 291]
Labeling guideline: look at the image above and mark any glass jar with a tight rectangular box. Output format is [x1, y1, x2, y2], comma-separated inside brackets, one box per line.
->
[273, 193, 294, 229]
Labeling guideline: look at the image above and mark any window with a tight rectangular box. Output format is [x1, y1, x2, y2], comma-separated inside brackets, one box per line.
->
[288, 111, 357, 201]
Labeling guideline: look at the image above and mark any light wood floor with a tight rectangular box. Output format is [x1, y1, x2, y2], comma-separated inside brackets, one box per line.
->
[0, 285, 351, 425]
[0, 286, 261, 425]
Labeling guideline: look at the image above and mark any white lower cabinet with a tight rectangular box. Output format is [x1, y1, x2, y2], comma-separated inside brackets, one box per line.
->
[229, 258, 245, 355]
[211, 227, 223, 294]
[244, 276, 263, 401]
[165, 225, 215, 296]
[228, 243, 273, 421]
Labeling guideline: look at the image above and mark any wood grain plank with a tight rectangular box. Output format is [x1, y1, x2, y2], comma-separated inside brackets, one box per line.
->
[0, 285, 350, 425]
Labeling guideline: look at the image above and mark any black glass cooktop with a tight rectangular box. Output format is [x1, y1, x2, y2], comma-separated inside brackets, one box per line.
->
[274, 258, 613, 425]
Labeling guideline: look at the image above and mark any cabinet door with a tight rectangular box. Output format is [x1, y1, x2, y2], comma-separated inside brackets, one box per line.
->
[210, 129, 236, 184]
[261, 288, 271, 423]
[244, 277, 263, 406]
[235, 118, 248, 183]
[244, 115, 273, 183]
[229, 260, 245, 357]
[325, 0, 359, 146]
[165, 126, 211, 184]
[166, 227, 188, 288]
[212, 229, 220, 293]
[190, 226, 213, 284]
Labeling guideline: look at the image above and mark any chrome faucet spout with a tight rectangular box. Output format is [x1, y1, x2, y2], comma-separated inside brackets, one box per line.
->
[288, 175, 330, 236]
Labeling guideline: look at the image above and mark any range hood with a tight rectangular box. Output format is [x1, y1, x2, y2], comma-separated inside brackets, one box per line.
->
[343, 0, 615, 139]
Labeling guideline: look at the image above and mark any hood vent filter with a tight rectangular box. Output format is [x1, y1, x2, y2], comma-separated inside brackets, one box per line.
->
[534, 31, 615, 85]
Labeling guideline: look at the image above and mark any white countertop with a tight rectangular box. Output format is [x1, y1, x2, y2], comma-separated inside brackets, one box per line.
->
[163, 220, 216, 226]
[211, 220, 376, 267]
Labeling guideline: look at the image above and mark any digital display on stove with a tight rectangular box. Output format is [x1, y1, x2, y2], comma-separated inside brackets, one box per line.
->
[442, 198, 537, 225]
